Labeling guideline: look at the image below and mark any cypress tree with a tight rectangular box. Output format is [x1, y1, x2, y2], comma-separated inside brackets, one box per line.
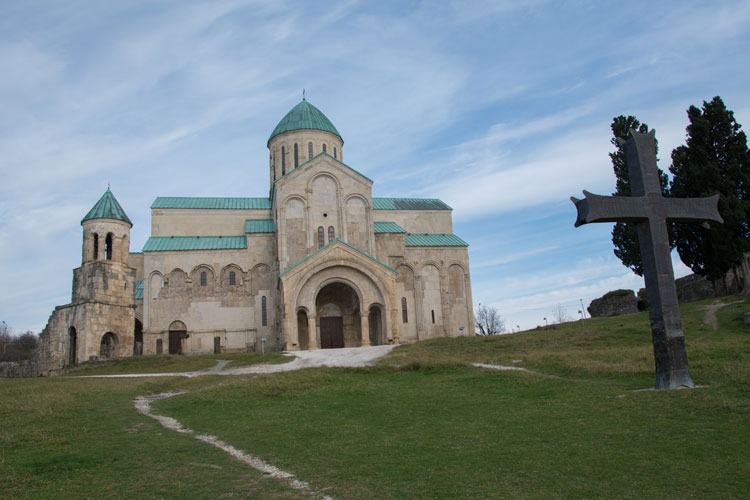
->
[669, 97, 750, 285]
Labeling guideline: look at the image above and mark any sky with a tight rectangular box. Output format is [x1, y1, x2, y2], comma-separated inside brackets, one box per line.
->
[1, 0, 749, 334]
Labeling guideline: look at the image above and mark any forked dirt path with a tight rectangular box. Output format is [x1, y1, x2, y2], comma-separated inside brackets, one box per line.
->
[82, 345, 397, 378]
[132, 345, 396, 500]
[700, 299, 744, 331]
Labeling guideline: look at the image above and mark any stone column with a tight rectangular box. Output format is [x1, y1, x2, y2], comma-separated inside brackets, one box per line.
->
[360, 312, 371, 346]
[285, 312, 299, 350]
[308, 315, 319, 349]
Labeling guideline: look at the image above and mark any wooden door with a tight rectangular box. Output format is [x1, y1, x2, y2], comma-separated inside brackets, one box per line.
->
[169, 330, 185, 354]
[320, 317, 344, 349]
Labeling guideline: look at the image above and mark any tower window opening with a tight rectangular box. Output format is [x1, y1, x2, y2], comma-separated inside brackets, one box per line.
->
[308, 142, 313, 159]
[273, 151, 277, 179]
[262, 296, 267, 326]
[322, 144, 327, 154]
[281, 146, 286, 175]
[431, 310, 435, 324]
[229, 271, 236, 286]
[105, 233, 113, 260]
[334, 147, 337, 159]
[318, 226, 325, 249]
[93, 233, 99, 260]
[294, 143, 299, 168]
[401, 297, 408, 323]
[200, 271, 207, 286]
[328, 226, 335, 243]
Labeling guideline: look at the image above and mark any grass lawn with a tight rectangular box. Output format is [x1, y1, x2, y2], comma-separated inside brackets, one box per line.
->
[2, 296, 749, 499]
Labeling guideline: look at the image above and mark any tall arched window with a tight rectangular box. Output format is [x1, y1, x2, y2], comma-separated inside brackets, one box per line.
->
[200, 271, 207, 286]
[401, 297, 408, 323]
[262, 296, 267, 326]
[105, 233, 113, 260]
[281, 146, 286, 175]
[294, 143, 299, 168]
[318, 226, 325, 249]
[322, 144, 327, 154]
[93, 233, 99, 260]
[273, 151, 277, 179]
[308, 142, 313, 159]
[334, 147, 337, 159]
[229, 271, 236, 286]
[328, 226, 335, 243]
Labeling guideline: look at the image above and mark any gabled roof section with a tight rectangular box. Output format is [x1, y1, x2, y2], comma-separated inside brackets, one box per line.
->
[273, 152, 373, 184]
[245, 219, 276, 233]
[268, 99, 342, 146]
[82, 188, 132, 226]
[372, 198, 452, 211]
[134, 280, 143, 300]
[280, 239, 398, 279]
[142, 236, 247, 252]
[405, 233, 468, 247]
[151, 197, 271, 210]
[374, 221, 406, 233]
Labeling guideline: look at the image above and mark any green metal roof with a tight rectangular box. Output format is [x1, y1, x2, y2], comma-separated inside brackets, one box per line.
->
[268, 99, 342, 145]
[134, 280, 143, 300]
[373, 222, 406, 233]
[245, 219, 276, 233]
[142, 236, 247, 252]
[405, 233, 468, 247]
[279, 238, 398, 279]
[372, 198, 452, 211]
[82, 188, 132, 226]
[151, 197, 271, 210]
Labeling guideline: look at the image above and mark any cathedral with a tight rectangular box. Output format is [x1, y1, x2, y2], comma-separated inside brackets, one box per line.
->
[38, 99, 475, 370]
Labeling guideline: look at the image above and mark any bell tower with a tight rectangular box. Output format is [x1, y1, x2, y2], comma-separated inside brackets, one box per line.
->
[75, 188, 136, 304]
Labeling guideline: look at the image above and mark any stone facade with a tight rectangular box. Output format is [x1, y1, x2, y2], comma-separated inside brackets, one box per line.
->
[37, 99, 475, 372]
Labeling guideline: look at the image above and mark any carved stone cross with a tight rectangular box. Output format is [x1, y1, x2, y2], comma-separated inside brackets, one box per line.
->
[571, 129, 723, 389]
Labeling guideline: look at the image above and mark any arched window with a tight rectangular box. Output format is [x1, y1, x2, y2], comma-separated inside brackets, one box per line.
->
[273, 151, 277, 179]
[262, 296, 267, 326]
[318, 226, 325, 249]
[200, 271, 207, 286]
[294, 143, 299, 168]
[334, 147, 337, 159]
[93, 233, 99, 260]
[401, 297, 408, 323]
[322, 144, 327, 154]
[281, 146, 286, 175]
[308, 141, 313, 159]
[328, 226, 335, 243]
[229, 271, 236, 286]
[105, 233, 113, 260]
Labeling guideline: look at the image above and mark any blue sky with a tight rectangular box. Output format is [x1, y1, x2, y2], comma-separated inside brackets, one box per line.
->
[1, 0, 749, 333]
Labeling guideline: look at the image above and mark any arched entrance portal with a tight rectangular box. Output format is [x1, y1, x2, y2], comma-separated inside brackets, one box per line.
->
[68, 327, 77, 366]
[168, 321, 187, 355]
[369, 305, 383, 346]
[133, 319, 143, 356]
[316, 282, 361, 349]
[100, 332, 117, 358]
[297, 310, 310, 350]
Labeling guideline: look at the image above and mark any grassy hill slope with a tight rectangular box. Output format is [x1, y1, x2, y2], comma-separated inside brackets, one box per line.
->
[2, 296, 748, 499]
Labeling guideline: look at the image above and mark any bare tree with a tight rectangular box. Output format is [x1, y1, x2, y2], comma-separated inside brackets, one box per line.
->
[553, 304, 572, 325]
[475, 304, 506, 336]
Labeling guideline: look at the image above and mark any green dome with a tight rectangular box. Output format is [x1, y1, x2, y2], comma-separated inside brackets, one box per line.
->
[268, 99, 342, 146]
[81, 188, 132, 226]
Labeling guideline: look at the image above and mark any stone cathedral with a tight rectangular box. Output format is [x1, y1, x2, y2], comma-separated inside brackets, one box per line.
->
[38, 99, 475, 370]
